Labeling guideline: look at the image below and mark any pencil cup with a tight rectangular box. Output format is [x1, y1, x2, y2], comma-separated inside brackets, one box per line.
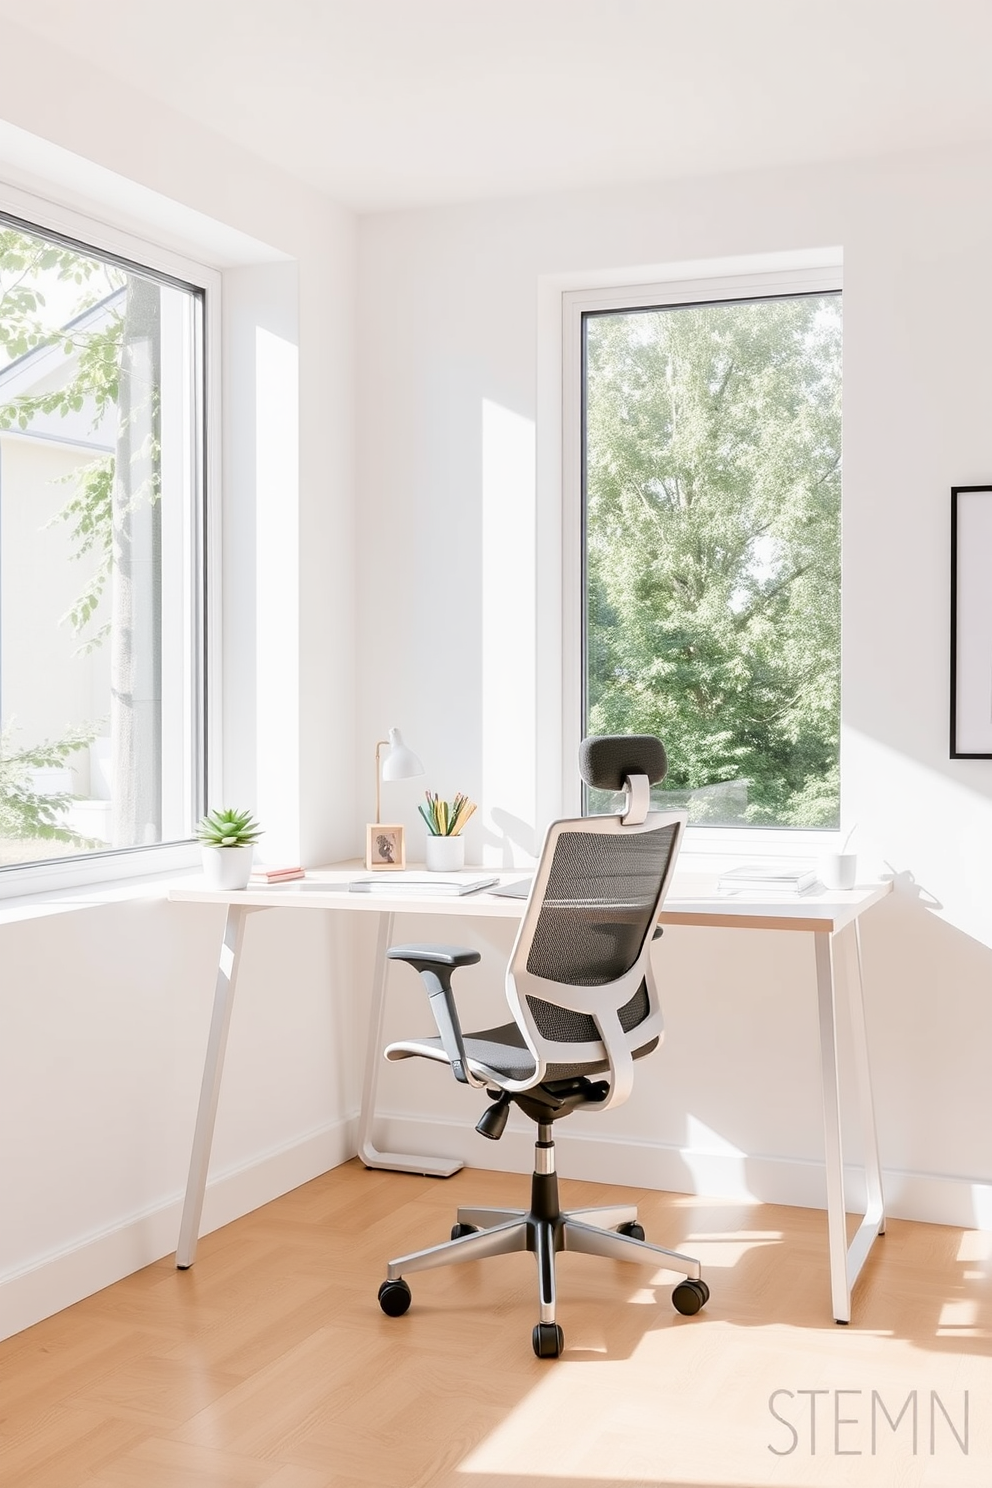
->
[425, 835, 465, 872]
[818, 853, 857, 890]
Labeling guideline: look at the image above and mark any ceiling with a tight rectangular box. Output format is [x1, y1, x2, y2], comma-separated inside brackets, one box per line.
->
[3, 0, 992, 213]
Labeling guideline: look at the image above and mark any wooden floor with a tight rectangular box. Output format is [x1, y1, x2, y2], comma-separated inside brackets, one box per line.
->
[1, 1160, 990, 1488]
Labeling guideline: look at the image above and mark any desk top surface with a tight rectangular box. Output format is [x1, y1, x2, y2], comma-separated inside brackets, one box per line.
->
[169, 865, 891, 934]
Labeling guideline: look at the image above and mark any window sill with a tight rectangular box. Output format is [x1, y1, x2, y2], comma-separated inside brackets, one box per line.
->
[0, 861, 208, 927]
[0, 842, 200, 910]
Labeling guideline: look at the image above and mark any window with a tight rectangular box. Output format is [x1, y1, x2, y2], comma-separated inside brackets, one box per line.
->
[573, 273, 842, 829]
[0, 209, 207, 877]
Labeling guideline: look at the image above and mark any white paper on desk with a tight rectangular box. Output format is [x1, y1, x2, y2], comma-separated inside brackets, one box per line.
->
[717, 883, 820, 898]
[349, 873, 498, 896]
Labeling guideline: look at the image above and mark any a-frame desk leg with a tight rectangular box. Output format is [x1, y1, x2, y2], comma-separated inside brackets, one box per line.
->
[176, 904, 257, 1268]
[357, 910, 462, 1177]
[814, 921, 885, 1323]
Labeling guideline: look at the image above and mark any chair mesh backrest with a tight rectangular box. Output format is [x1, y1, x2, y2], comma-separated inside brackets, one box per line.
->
[524, 821, 678, 1044]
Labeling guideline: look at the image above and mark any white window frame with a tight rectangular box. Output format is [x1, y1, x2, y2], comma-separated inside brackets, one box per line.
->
[0, 178, 221, 899]
[557, 251, 844, 860]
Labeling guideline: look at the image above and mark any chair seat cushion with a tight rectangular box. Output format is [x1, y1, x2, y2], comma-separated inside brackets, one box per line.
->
[386, 1021, 659, 1085]
[387, 1022, 537, 1081]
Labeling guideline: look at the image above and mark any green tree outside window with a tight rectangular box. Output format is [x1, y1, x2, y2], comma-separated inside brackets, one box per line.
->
[584, 292, 841, 827]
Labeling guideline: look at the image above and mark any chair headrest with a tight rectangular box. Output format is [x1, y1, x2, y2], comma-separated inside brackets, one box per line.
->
[577, 735, 668, 791]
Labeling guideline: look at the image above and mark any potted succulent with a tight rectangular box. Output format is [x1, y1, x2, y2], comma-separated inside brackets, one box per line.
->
[196, 806, 262, 890]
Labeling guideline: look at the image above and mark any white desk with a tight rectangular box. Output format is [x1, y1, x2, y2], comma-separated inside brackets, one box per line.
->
[169, 868, 890, 1324]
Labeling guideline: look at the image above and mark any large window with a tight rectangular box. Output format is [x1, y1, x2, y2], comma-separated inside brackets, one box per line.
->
[579, 280, 842, 829]
[0, 211, 206, 873]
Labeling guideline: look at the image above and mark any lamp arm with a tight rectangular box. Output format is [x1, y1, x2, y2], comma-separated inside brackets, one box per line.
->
[374, 738, 389, 824]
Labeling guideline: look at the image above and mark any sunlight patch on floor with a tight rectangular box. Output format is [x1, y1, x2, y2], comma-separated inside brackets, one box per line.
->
[679, 1230, 784, 1268]
[938, 1299, 979, 1328]
[456, 1322, 992, 1486]
[956, 1229, 992, 1263]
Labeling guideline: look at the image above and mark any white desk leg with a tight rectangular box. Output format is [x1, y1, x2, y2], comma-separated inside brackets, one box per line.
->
[814, 925, 885, 1323]
[176, 904, 253, 1268]
[357, 910, 463, 1178]
[841, 919, 886, 1254]
[814, 932, 850, 1321]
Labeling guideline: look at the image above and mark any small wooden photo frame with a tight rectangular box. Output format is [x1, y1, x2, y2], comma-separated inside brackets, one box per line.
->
[366, 823, 406, 870]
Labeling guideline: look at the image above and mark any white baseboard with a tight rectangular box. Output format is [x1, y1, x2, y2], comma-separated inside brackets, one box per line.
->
[0, 1117, 356, 1343]
[371, 1112, 992, 1231]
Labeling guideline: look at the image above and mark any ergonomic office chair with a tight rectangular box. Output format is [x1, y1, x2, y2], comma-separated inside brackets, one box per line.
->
[376, 734, 708, 1358]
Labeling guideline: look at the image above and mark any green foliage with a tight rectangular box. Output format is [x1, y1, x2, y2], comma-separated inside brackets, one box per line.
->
[0, 316, 123, 432]
[0, 226, 158, 855]
[45, 312, 162, 652]
[585, 294, 841, 828]
[196, 808, 263, 849]
[0, 228, 108, 362]
[48, 454, 114, 650]
[0, 227, 132, 651]
[0, 723, 98, 847]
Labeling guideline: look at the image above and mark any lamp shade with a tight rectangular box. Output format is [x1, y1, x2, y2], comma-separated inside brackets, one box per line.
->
[381, 727, 425, 782]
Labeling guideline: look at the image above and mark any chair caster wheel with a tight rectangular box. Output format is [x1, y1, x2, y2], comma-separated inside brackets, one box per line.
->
[532, 1322, 564, 1358]
[451, 1222, 478, 1240]
[617, 1221, 645, 1241]
[378, 1278, 412, 1317]
[672, 1278, 709, 1315]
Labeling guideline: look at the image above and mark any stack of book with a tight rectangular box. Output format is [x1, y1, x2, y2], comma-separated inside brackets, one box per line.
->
[250, 864, 306, 884]
[717, 862, 818, 896]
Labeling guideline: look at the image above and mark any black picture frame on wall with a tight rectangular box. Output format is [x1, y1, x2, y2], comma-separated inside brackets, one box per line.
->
[951, 484, 992, 758]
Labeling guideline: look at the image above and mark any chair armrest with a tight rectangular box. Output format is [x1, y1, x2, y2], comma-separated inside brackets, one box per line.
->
[387, 943, 482, 970]
[386, 942, 487, 1087]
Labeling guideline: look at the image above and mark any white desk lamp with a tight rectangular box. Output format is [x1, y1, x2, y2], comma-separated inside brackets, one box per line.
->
[367, 727, 425, 869]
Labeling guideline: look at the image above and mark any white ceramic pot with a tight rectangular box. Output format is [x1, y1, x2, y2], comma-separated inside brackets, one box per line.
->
[424, 834, 465, 872]
[201, 844, 254, 890]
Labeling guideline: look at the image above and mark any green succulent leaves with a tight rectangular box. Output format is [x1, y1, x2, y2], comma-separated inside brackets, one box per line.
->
[196, 807, 262, 849]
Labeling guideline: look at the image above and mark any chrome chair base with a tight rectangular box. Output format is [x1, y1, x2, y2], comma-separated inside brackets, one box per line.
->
[379, 1132, 708, 1357]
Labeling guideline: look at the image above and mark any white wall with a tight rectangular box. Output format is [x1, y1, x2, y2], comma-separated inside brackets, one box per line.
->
[356, 143, 992, 1228]
[0, 20, 360, 1338]
[2, 19, 991, 1343]
[0, 893, 360, 1339]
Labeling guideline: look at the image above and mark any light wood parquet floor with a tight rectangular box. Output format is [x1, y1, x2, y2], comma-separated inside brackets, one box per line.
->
[1, 1160, 990, 1488]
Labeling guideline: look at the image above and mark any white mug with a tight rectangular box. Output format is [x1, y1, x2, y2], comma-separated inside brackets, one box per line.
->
[818, 853, 857, 890]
